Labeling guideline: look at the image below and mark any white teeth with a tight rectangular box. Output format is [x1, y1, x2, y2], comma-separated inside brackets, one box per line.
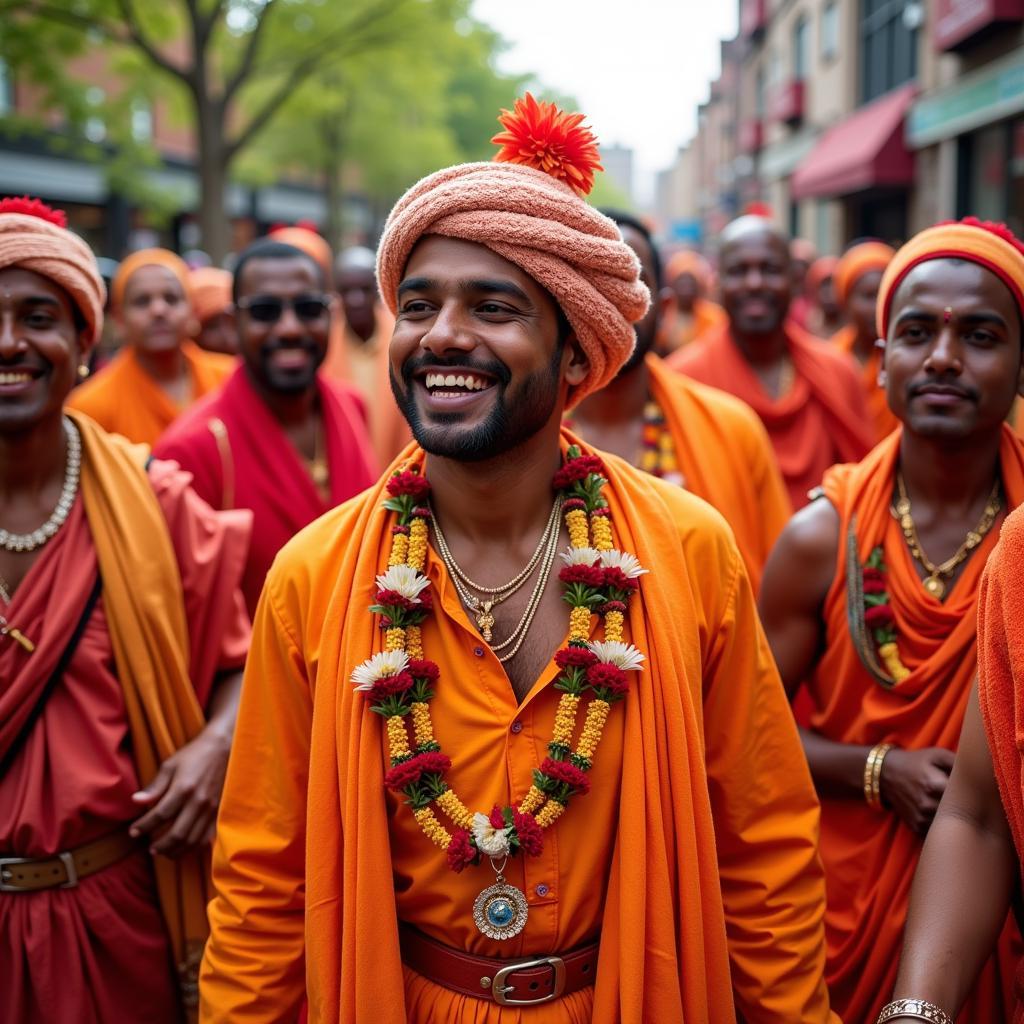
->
[444, 374, 457, 386]
[423, 372, 491, 392]
[456, 376, 465, 387]
[0, 372, 31, 384]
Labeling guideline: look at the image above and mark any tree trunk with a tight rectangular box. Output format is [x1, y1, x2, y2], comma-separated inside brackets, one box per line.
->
[323, 118, 344, 254]
[194, 94, 231, 263]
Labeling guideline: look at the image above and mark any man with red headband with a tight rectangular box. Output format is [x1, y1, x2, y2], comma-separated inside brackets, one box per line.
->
[201, 95, 835, 1023]
[0, 197, 251, 1022]
[68, 248, 235, 445]
[668, 216, 871, 509]
[830, 241, 898, 443]
[759, 217, 1024, 1023]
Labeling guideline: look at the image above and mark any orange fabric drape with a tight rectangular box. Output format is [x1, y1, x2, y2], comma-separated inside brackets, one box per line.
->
[647, 354, 790, 590]
[201, 438, 835, 1023]
[668, 323, 872, 509]
[832, 324, 899, 445]
[320, 305, 411, 467]
[68, 411, 250, 1006]
[68, 342, 235, 446]
[809, 425, 1024, 1023]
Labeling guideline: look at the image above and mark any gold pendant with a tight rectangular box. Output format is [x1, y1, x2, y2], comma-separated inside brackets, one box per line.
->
[0, 616, 35, 653]
[476, 600, 495, 643]
[923, 575, 945, 599]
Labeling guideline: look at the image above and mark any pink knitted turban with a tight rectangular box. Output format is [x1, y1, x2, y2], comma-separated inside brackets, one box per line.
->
[376, 155, 650, 405]
[0, 197, 106, 346]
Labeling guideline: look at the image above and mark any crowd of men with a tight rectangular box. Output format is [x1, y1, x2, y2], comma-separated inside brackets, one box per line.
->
[2, 93, 1024, 1024]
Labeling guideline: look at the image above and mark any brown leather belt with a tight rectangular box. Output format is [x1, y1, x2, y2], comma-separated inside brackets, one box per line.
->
[399, 922, 599, 1007]
[0, 829, 139, 892]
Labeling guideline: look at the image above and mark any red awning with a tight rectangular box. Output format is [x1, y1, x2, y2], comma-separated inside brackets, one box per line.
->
[790, 84, 916, 200]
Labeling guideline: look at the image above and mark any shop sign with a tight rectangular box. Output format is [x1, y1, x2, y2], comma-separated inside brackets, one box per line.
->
[934, 0, 1024, 52]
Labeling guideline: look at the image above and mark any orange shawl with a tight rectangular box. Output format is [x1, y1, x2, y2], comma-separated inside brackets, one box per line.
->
[69, 411, 250, 1009]
[668, 323, 872, 509]
[68, 342, 235, 446]
[202, 439, 834, 1023]
[811, 426, 1024, 1022]
[832, 324, 899, 444]
[656, 297, 727, 355]
[647, 355, 790, 590]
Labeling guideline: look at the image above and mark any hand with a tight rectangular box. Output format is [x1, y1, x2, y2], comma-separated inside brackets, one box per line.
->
[879, 746, 956, 835]
[130, 727, 231, 858]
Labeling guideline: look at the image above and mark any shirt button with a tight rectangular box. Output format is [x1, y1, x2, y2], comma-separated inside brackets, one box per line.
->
[473, 646, 485, 657]
[536, 883, 550, 897]
[510, 721, 523, 734]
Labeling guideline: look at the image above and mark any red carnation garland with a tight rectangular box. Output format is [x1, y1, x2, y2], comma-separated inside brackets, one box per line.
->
[0, 195, 68, 228]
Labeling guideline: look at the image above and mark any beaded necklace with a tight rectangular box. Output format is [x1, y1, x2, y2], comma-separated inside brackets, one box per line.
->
[350, 446, 648, 939]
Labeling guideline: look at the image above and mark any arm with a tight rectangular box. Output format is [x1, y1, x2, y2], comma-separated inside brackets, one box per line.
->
[759, 502, 955, 829]
[130, 669, 242, 856]
[703, 551, 837, 1023]
[888, 685, 1016, 1019]
[200, 581, 312, 1023]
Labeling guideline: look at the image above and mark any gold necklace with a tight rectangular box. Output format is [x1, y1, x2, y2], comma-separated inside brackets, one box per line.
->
[892, 472, 1002, 599]
[307, 420, 329, 491]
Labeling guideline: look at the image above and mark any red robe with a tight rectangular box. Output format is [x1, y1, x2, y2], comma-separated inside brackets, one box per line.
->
[156, 366, 378, 615]
[0, 462, 250, 1024]
[668, 323, 872, 509]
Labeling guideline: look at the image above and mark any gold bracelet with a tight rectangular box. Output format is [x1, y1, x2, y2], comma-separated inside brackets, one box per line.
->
[864, 743, 894, 809]
[877, 997, 954, 1024]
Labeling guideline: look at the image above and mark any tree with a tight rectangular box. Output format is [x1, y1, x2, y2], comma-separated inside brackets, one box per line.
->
[1, 0, 429, 260]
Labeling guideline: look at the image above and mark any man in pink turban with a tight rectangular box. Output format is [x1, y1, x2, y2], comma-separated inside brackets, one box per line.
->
[202, 94, 835, 1024]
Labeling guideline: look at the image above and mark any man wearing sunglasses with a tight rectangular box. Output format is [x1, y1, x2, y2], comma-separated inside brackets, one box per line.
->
[156, 238, 378, 615]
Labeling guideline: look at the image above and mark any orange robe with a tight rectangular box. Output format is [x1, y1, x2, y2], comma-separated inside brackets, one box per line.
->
[201, 437, 836, 1023]
[656, 296, 728, 355]
[68, 341, 235, 446]
[155, 365, 378, 616]
[646, 354, 790, 590]
[0, 414, 250, 1023]
[668, 323, 872, 510]
[808, 426, 1024, 1022]
[320, 305, 411, 467]
[831, 324, 899, 444]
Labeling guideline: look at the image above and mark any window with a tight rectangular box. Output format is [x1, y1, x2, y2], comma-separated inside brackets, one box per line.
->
[130, 98, 153, 142]
[755, 65, 766, 117]
[0, 59, 12, 116]
[822, 1, 839, 60]
[794, 16, 810, 81]
[84, 86, 106, 143]
[860, 0, 918, 103]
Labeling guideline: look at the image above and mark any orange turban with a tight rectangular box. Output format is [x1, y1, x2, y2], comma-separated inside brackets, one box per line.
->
[111, 248, 191, 310]
[833, 241, 894, 306]
[805, 255, 838, 295]
[665, 250, 712, 292]
[877, 218, 1024, 337]
[268, 226, 332, 277]
[0, 196, 105, 345]
[189, 267, 232, 325]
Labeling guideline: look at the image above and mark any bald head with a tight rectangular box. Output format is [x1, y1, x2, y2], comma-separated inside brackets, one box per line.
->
[718, 216, 793, 339]
[335, 245, 379, 342]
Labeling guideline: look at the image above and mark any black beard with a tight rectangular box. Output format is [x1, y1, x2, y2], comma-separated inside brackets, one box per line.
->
[252, 338, 322, 394]
[391, 343, 564, 462]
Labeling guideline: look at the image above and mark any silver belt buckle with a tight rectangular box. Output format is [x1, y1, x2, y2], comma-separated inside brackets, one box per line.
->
[0, 855, 32, 892]
[491, 955, 566, 1006]
[0, 851, 79, 891]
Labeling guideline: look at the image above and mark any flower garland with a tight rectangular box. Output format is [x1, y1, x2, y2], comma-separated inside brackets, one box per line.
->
[862, 547, 911, 683]
[350, 447, 647, 873]
[638, 399, 683, 485]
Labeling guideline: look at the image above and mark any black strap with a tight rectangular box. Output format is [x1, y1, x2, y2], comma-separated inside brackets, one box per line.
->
[0, 574, 102, 777]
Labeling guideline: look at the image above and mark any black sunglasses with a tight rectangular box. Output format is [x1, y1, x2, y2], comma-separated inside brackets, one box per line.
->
[237, 294, 330, 323]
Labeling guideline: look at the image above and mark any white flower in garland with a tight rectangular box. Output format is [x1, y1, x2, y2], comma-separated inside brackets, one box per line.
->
[560, 545, 601, 567]
[599, 550, 648, 579]
[375, 564, 431, 602]
[471, 812, 513, 857]
[350, 650, 410, 690]
[587, 640, 645, 673]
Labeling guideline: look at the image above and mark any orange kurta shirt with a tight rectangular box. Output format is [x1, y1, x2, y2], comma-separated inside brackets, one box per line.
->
[68, 341, 235, 446]
[831, 324, 899, 445]
[201, 439, 835, 1023]
[809, 426, 1024, 1022]
[647, 354, 791, 590]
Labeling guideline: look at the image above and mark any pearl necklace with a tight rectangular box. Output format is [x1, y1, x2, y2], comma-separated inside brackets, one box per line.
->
[0, 417, 81, 553]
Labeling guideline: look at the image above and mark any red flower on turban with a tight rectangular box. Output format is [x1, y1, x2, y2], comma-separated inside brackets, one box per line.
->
[0, 196, 67, 228]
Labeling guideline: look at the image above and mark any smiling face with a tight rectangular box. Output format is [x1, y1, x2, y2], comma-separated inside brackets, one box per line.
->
[390, 235, 587, 461]
[885, 258, 1024, 439]
[719, 228, 792, 337]
[117, 264, 192, 355]
[0, 266, 87, 432]
[235, 255, 330, 396]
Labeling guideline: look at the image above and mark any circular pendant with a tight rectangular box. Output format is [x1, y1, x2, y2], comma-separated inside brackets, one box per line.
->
[923, 575, 945, 599]
[473, 879, 529, 940]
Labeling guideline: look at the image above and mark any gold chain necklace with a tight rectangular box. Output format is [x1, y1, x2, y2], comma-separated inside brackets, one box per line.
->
[430, 497, 562, 648]
[892, 472, 1002, 599]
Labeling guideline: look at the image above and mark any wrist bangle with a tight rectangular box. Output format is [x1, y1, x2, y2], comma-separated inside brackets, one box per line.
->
[864, 743, 894, 809]
[877, 998, 954, 1024]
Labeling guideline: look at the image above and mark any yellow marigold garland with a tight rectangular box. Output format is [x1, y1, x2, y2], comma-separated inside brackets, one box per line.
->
[351, 448, 647, 874]
[863, 547, 912, 684]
